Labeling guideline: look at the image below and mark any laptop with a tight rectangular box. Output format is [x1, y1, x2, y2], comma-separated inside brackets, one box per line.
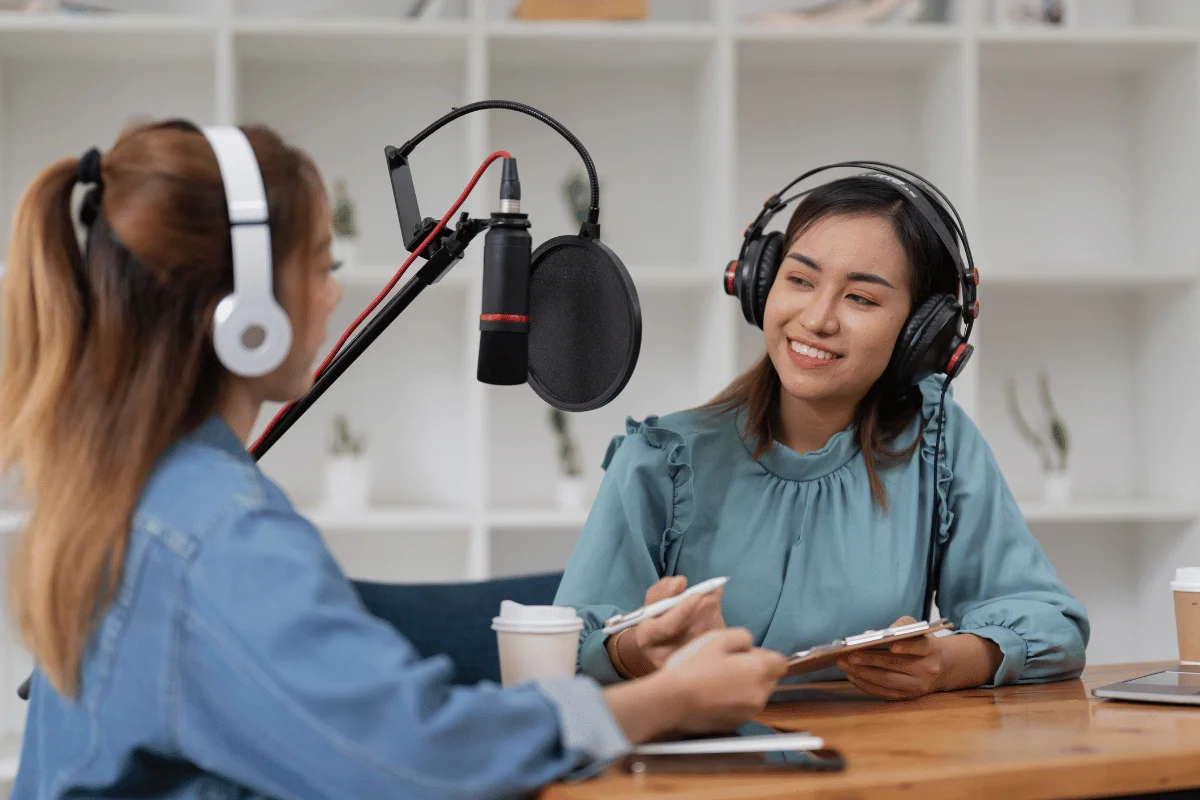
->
[1092, 664, 1200, 705]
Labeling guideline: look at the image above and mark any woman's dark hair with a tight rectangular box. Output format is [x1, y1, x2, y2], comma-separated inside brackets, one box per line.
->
[708, 175, 961, 509]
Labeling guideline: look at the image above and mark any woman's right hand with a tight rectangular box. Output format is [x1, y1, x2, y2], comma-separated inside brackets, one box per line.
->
[608, 576, 726, 676]
[659, 628, 788, 734]
[605, 628, 788, 743]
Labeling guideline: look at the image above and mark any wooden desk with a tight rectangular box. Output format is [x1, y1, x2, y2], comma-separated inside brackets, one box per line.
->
[543, 662, 1200, 800]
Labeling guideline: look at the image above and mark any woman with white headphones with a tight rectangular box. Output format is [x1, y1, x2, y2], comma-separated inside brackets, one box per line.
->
[0, 119, 786, 799]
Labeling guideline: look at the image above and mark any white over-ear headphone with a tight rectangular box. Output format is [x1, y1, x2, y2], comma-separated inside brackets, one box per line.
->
[202, 126, 292, 378]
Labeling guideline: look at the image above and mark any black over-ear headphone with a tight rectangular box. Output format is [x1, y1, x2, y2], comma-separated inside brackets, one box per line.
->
[723, 161, 979, 387]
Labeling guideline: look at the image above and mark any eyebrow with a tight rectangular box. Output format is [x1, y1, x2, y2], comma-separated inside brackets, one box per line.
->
[786, 252, 895, 289]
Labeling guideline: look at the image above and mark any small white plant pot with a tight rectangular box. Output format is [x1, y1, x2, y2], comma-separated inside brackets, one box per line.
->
[322, 456, 371, 512]
[1043, 470, 1070, 505]
[555, 477, 587, 512]
[332, 237, 358, 273]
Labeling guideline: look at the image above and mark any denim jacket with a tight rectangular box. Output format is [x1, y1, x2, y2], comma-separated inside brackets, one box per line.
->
[13, 416, 628, 800]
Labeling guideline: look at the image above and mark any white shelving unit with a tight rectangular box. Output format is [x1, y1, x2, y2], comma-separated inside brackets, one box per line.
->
[1, 0, 1200, 760]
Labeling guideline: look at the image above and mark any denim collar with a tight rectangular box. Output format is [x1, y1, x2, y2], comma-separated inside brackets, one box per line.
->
[185, 414, 252, 462]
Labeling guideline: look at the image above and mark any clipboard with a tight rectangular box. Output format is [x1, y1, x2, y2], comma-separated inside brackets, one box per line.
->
[783, 618, 953, 678]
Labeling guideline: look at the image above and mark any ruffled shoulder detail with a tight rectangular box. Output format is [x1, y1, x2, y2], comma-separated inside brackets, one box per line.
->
[917, 376, 955, 544]
[602, 415, 696, 574]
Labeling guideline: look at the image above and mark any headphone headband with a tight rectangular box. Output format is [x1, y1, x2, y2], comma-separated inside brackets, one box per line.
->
[202, 126, 274, 300]
[740, 161, 977, 335]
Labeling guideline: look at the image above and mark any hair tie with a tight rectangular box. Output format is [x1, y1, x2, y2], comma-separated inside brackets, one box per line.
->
[76, 147, 104, 226]
[76, 147, 103, 186]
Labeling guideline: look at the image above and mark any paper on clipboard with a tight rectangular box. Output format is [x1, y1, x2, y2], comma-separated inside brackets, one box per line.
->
[783, 618, 954, 678]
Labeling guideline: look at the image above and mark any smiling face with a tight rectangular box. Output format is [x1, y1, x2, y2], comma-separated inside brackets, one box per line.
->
[762, 213, 914, 412]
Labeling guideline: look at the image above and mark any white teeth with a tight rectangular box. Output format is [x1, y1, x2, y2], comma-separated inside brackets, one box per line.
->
[789, 340, 837, 360]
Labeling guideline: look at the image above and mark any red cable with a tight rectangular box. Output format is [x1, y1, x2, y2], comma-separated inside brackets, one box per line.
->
[251, 149, 513, 455]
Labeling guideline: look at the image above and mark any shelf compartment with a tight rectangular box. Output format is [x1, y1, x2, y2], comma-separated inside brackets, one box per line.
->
[982, 266, 1200, 290]
[735, 32, 966, 266]
[1019, 500, 1196, 524]
[488, 21, 715, 67]
[736, 26, 960, 71]
[255, 286, 470, 511]
[306, 507, 470, 531]
[486, 0, 714, 23]
[488, 508, 589, 529]
[323, 527, 470, 583]
[237, 47, 467, 269]
[978, 38, 1200, 272]
[232, 18, 469, 64]
[0, 14, 216, 60]
[234, 0, 467, 21]
[0, 55, 216, 257]
[488, 47, 710, 269]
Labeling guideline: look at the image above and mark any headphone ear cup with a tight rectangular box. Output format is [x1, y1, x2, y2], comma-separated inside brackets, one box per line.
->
[749, 231, 784, 329]
[212, 293, 293, 378]
[890, 294, 960, 386]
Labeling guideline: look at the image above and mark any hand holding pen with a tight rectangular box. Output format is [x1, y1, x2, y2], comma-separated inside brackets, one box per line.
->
[603, 576, 728, 676]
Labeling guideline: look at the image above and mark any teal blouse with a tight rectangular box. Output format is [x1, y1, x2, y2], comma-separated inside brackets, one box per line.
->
[554, 376, 1089, 687]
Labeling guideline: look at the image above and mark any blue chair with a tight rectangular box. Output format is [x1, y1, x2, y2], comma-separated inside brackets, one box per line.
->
[16, 571, 565, 699]
[353, 572, 564, 686]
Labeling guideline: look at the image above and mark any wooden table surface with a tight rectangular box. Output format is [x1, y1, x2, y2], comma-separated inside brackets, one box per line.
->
[542, 662, 1200, 800]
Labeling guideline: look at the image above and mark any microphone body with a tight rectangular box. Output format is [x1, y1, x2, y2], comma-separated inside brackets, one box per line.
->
[478, 212, 532, 385]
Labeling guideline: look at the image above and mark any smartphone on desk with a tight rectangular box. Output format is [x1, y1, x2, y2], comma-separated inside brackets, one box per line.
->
[621, 748, 845, 775]
[620, 721, 845, 775]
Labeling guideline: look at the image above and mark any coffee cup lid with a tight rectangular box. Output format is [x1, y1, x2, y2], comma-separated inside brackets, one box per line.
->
[491, 619, 583, 634]
[1173, 567, 1200, 591]
[491, 600, 583, 634]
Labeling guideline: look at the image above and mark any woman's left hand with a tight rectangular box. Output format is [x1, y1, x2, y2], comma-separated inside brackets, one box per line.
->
[836, 616, 946, 701]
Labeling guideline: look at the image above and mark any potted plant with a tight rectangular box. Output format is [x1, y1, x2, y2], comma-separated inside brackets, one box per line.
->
[1005, 372, 1071, 504]
[548, 407, 585, 510]
[321, 413, 371, 512]
[330, 177, 358, 272]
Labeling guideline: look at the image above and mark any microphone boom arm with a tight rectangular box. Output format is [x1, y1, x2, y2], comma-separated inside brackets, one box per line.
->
[251, 214, 490, 458]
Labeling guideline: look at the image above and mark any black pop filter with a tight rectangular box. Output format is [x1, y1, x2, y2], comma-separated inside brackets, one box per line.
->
[527, 235, 641, 412]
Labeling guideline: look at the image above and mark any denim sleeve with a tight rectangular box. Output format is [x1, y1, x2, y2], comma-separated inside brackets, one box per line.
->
[175, 505, 628, 800]
[936, 402, 1091, 687]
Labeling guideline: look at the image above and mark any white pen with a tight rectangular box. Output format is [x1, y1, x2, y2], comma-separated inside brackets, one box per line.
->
[601, 576, 729, 636]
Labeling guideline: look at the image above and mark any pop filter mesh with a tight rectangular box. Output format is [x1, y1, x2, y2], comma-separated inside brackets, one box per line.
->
[527, 236, 641, 411]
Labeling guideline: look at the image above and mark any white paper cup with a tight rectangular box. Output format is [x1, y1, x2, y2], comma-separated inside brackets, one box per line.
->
[1172, 568, 1200, 665]
[491, 601, 583, 687]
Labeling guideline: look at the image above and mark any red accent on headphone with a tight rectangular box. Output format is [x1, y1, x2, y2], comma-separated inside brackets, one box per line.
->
[725, 261, 737, 295]
[972, 268, 980, 286]
[945, 343, 968, 376]
[480, 314, 529, 323]
[972, 300, 980, 319]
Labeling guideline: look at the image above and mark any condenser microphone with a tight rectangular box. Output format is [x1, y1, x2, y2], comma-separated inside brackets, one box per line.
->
[478, 158, 532, 385]
[384, 100, 643, 412]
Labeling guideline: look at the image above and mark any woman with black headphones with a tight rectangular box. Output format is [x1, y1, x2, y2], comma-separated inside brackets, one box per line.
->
[556, 163, 1089, 700]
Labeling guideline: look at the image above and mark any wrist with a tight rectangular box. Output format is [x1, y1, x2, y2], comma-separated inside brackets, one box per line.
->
[608, 628, 654, 679]
[604, 674, 683, 744]
[934, 633, 1003, 692]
